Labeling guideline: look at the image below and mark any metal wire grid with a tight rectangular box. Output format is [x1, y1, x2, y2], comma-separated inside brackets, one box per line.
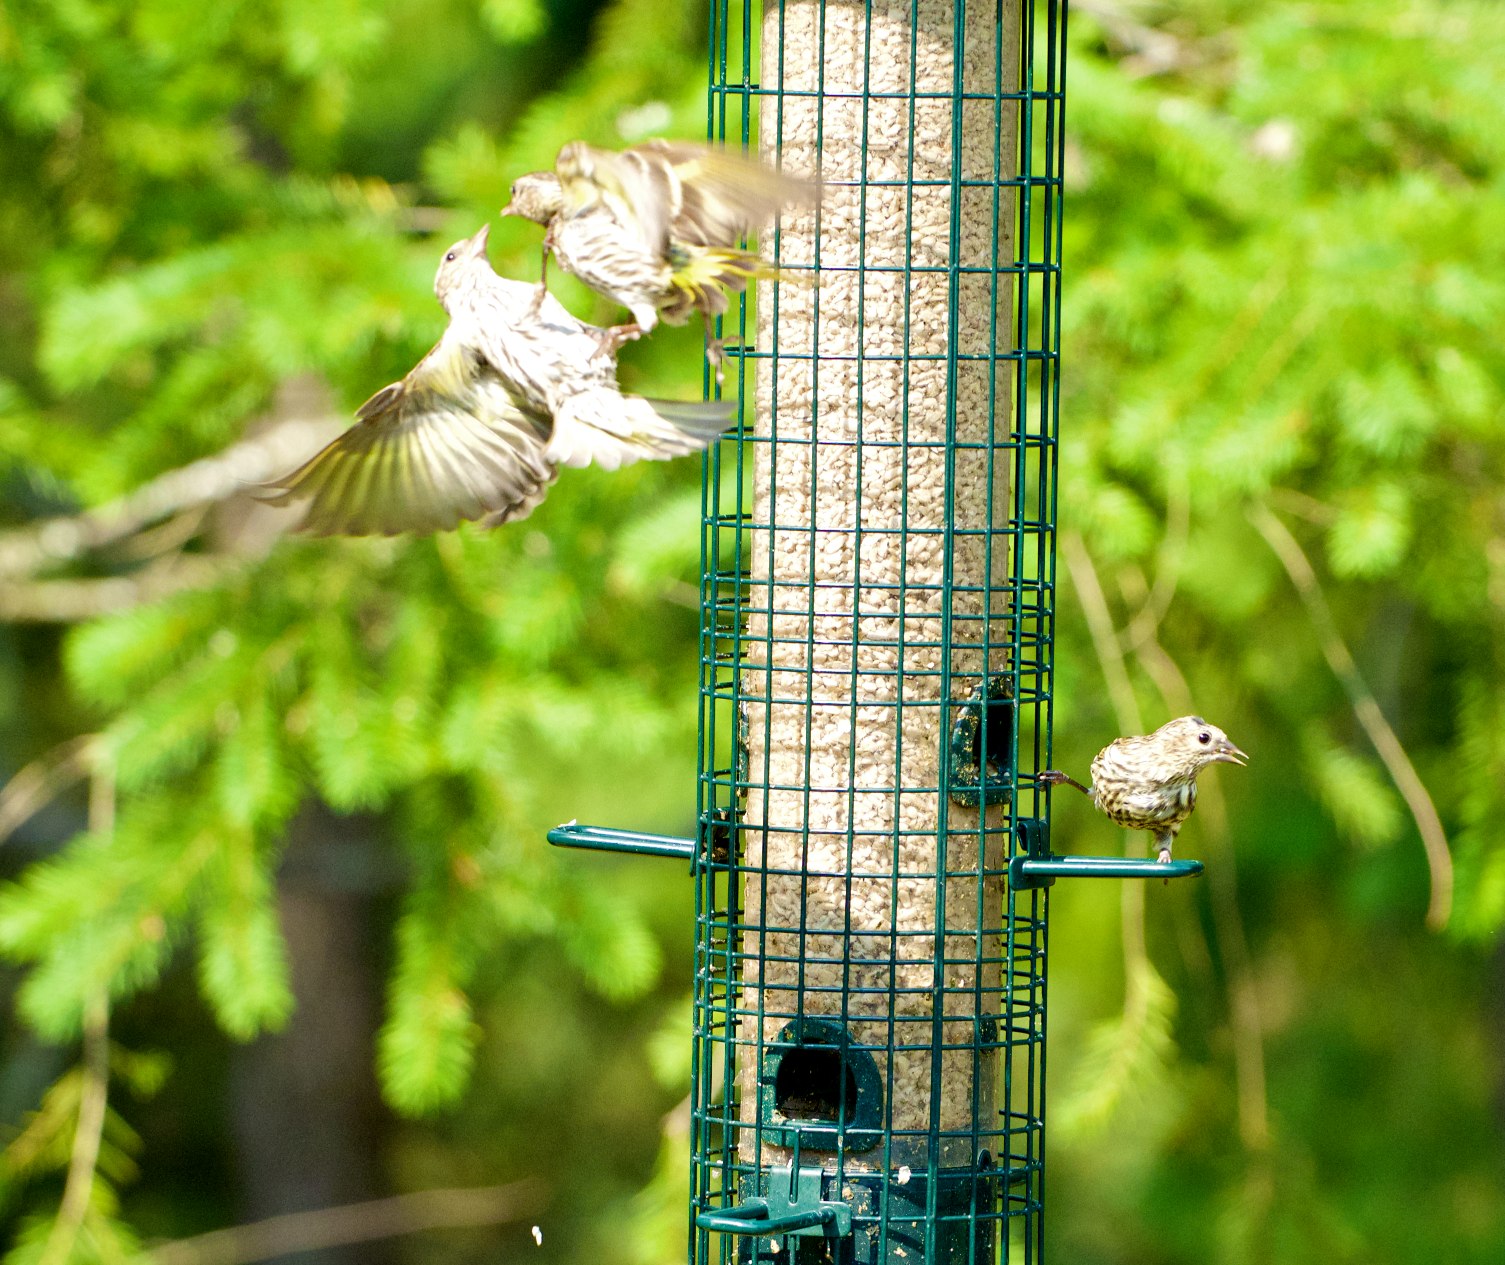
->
[695, 2, 1066, 1262]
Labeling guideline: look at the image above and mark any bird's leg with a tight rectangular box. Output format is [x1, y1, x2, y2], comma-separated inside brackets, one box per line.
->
[705, 338, 727, 385]
[529, 233, 553, 319]
[1037, 769, 1091, 797]
[591, 323, 644, 362]
[702, 313, 727, 386]
[1153, 830, 1175, 864]
[1153, 831, 1174, 886]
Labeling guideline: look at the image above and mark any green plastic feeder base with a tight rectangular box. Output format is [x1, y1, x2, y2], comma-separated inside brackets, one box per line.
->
[707, 1160, 1003, 1265]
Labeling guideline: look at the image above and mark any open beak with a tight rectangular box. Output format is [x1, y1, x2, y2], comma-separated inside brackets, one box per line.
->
[1213, 741, 1249, 768]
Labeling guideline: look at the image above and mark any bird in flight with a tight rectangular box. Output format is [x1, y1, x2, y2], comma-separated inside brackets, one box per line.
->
[502, 139, 814, 370]
[261, 225, 735, 536]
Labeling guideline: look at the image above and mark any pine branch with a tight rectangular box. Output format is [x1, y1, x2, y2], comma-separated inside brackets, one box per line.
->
[148, 1182, 543, 1265]
[35, 991, 110, 1265]
[1122, 468, 1190, 653]
[1250, 503, 1454, 930]
[0, 556, 235, 623]
[38, 764, 116, 1265]
[1062, 531, 1145, 738]
[1130, 632, 1271, 1152]
[1070, 530, 1148, 1000]
[0, 735, 99, 845]
[0, 377, 341, 581]
[1060, 531, 1169, 1130]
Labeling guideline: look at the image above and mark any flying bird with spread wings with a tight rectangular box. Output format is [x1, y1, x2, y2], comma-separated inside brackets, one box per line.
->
[261, 225, 735, 536]
[502, 139, 814, 368]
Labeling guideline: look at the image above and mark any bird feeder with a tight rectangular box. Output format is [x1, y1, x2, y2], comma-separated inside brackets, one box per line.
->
[551, 2, 1203, 1260]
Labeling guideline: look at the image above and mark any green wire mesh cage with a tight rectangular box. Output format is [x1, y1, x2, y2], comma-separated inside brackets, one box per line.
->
[549, 0, 1201, 1255]
[694, 1, 1065, 1261]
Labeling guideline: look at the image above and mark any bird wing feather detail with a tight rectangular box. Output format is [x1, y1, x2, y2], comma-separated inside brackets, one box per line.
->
[629, 139, 816, 247]
[546, 392, 736, 472]
[259, 335, 558, 536]
[557, 140, 813, 256]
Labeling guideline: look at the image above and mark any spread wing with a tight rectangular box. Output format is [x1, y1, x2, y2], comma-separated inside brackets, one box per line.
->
[628, 139, 816, 250]
[556, 140, 815, 261]
[260, 333, 558, 536]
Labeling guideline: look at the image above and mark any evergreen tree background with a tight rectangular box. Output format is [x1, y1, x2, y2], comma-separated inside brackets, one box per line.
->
[0, 1, 1501, 1262]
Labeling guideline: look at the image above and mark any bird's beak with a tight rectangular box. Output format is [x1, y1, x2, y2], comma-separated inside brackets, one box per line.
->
[466, 224, 490, 256]
[1213, 741, 1249, 767]
[499, 202, 515, 217]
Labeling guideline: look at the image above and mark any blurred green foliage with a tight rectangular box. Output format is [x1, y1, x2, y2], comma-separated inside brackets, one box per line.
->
[0, 0, 1500, 1263]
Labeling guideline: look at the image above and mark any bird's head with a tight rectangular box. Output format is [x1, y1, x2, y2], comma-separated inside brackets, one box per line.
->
[501, 172, 564, 225]
[1152, 715, 1249, 777]
[433, 225, 492, 308]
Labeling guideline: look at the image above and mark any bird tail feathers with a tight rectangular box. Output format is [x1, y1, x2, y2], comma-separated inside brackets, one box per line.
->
[547, 391, 737, 471]
[660, 247, 787, 322]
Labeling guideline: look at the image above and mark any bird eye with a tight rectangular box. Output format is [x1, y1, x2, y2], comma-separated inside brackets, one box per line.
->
[1198, 731, 1211, 744]
[444, 251, 457, 262]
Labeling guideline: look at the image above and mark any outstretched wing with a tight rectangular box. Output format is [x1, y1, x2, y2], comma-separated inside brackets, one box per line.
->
[628, 139, 815, 250]
[556, 140, 814, 261]
[260, 334, 558, 537]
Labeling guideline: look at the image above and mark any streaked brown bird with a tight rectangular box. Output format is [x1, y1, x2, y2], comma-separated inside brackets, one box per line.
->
[1039, 716, 1248, 863]
[501, 138, 813, 367]
[261, 225, 735, 536]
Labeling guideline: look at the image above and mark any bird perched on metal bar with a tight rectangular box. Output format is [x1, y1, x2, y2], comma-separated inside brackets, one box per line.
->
[501, 139, 814, 371]
[1038, 716, 1248, 863]
[260, 225, 736, 536]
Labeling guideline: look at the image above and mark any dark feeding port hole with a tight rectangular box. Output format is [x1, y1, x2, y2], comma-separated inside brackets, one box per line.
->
[761, 1019, 882, 1152]
[773, 1044, 859, 1123]
[947, 673, 1017, 807]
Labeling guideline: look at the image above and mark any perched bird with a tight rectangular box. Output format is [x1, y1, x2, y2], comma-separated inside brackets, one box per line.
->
[261, 225, 736, 536]
[501, 139, 813, 367]
[1038, 716, 1248, 863]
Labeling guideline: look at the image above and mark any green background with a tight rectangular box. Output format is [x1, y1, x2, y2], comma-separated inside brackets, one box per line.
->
[0, 1, 1501, 1262]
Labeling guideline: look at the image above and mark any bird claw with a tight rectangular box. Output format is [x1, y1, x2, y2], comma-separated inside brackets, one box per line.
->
[705, 337, 728, 386]
[1038, 769, 1091, 796]
[530, 239, 553, 317]
[592, 324, 642, 362]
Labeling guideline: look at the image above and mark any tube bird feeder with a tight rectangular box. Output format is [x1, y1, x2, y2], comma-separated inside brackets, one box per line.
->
[551, 1, 1204, 1260]
[699, 2, 1054, 1259]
